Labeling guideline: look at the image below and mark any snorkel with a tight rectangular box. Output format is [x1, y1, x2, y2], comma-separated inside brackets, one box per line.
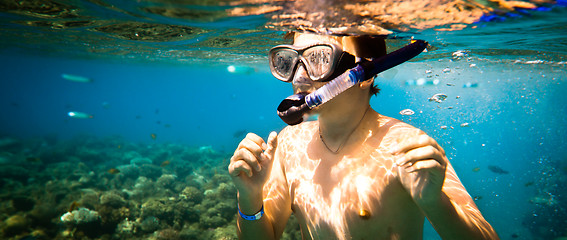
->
[277, 39, 429, 125]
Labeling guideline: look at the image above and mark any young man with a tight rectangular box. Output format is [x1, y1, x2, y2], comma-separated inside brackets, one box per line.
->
[228, 32, 499, 240]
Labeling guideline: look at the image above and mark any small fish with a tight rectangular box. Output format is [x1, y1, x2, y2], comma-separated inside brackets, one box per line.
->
[117, 145, 122, 149]
[524, 181, 534, 187]
[160, 160, 171, 167]
[69, 201, 80, 212]
[472, 167, 481, 172]
[150, 133, 157, 140]
[428, 93, 448, 103]
[460, 122, 470, 127]
[62, 73, 93, 83]
[399, 109, 415, 116]
[164, 124, 171, 128]
[233, 129, 247, 138]
[107, 168, 120, 174]
[488, 165, 509, 174]
[473, 196, 483, 201]
[68, 111, 93, 119]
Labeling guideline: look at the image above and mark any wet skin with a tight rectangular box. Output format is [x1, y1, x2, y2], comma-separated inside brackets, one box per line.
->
[229, 33, 498, 240]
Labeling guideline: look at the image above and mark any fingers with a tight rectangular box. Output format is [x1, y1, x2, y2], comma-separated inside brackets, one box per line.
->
[237, 133, 266, 152]
[392, 134, 444, 156]
[405, 159, 443, 173]
[395, 145, 444, 167]
[393, 134, 447, 171]
[229, 132, 278, 179]
[232, 147, 262, 172]
[262, 131, 278, 161]
[236, 136, 264, 162]
[229, 159, 253, 177]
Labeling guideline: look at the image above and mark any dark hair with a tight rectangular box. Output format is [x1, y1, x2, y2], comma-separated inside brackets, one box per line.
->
[370, 84, 380, 96]
[350, 36, 385, 97]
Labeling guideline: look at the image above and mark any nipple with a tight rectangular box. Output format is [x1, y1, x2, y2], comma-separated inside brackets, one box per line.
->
[359, 209, 371, 220]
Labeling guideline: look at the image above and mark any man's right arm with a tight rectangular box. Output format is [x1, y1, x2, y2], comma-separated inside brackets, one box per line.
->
[229, 131, 292, 239]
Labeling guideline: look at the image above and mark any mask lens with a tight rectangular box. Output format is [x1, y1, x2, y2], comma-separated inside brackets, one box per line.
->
[271, 49, 298, 80]
[303, 45, 333, 80]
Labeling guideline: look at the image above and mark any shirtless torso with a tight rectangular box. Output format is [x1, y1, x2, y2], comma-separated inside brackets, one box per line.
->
[264, 111, 436, 239]
[231, 32, 498, 239]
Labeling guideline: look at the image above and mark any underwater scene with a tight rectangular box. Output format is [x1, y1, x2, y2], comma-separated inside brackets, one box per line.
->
[0, 0, 566, 239]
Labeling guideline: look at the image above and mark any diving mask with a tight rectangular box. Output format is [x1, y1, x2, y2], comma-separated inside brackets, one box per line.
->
[269, 43, 356, 82]
[276, 39, 429, 125]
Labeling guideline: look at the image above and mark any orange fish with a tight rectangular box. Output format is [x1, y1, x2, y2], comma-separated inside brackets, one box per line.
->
[107, 168, 120, 174]
[472, 167, 481, 172]
[160, 160, 171, 167]
[151, 133, 157, 140]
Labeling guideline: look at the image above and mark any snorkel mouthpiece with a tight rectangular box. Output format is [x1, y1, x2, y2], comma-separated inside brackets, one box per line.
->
[277, 92, 309, 125]
[277, 39, 428, 125]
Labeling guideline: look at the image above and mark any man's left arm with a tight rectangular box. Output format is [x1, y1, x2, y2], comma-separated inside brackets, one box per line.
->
[393, 132, 499, 240]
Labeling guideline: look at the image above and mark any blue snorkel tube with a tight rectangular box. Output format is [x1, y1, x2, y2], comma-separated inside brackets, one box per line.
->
[277, 39, 428, 125]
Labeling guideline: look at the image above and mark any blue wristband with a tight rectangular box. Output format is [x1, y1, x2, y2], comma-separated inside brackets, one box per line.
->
[238, 205, 264, 220]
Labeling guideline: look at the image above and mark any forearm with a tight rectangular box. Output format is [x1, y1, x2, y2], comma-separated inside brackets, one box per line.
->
[421, 193, 499, 240]
[237, 192, 276, 240]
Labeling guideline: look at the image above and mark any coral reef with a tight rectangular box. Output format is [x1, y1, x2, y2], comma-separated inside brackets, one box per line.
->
[0, 135, 301, 239]
[60, 208, 101, 225]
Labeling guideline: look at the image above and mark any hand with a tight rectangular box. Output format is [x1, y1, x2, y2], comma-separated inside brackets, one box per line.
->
[392, 134, 447, 206]
[228, 131, 278, 197]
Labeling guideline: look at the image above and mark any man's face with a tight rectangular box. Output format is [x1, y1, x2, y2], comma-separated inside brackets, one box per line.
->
[290, 33, 344, 94]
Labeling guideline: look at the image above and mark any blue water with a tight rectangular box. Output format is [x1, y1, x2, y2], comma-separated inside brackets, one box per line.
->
[1, 1, 567, 239]
[0, 54, 287, 151]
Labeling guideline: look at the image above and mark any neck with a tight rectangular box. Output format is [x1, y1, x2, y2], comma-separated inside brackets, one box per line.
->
[318, 103, 371, 153]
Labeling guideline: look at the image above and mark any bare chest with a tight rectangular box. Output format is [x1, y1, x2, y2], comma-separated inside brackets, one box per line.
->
[284, 145, 419, 239]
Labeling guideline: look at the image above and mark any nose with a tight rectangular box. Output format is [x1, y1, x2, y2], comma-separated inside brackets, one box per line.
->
[292, 62, 311, 85]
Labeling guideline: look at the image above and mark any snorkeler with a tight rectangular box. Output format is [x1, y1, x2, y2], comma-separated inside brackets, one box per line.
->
[228, 32, 499, 239]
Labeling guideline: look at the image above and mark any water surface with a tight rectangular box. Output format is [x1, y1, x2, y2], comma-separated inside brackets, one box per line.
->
[1, 1, 566, 239]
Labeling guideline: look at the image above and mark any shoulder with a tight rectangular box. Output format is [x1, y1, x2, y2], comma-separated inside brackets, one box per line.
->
[375, 114, 425, 142]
